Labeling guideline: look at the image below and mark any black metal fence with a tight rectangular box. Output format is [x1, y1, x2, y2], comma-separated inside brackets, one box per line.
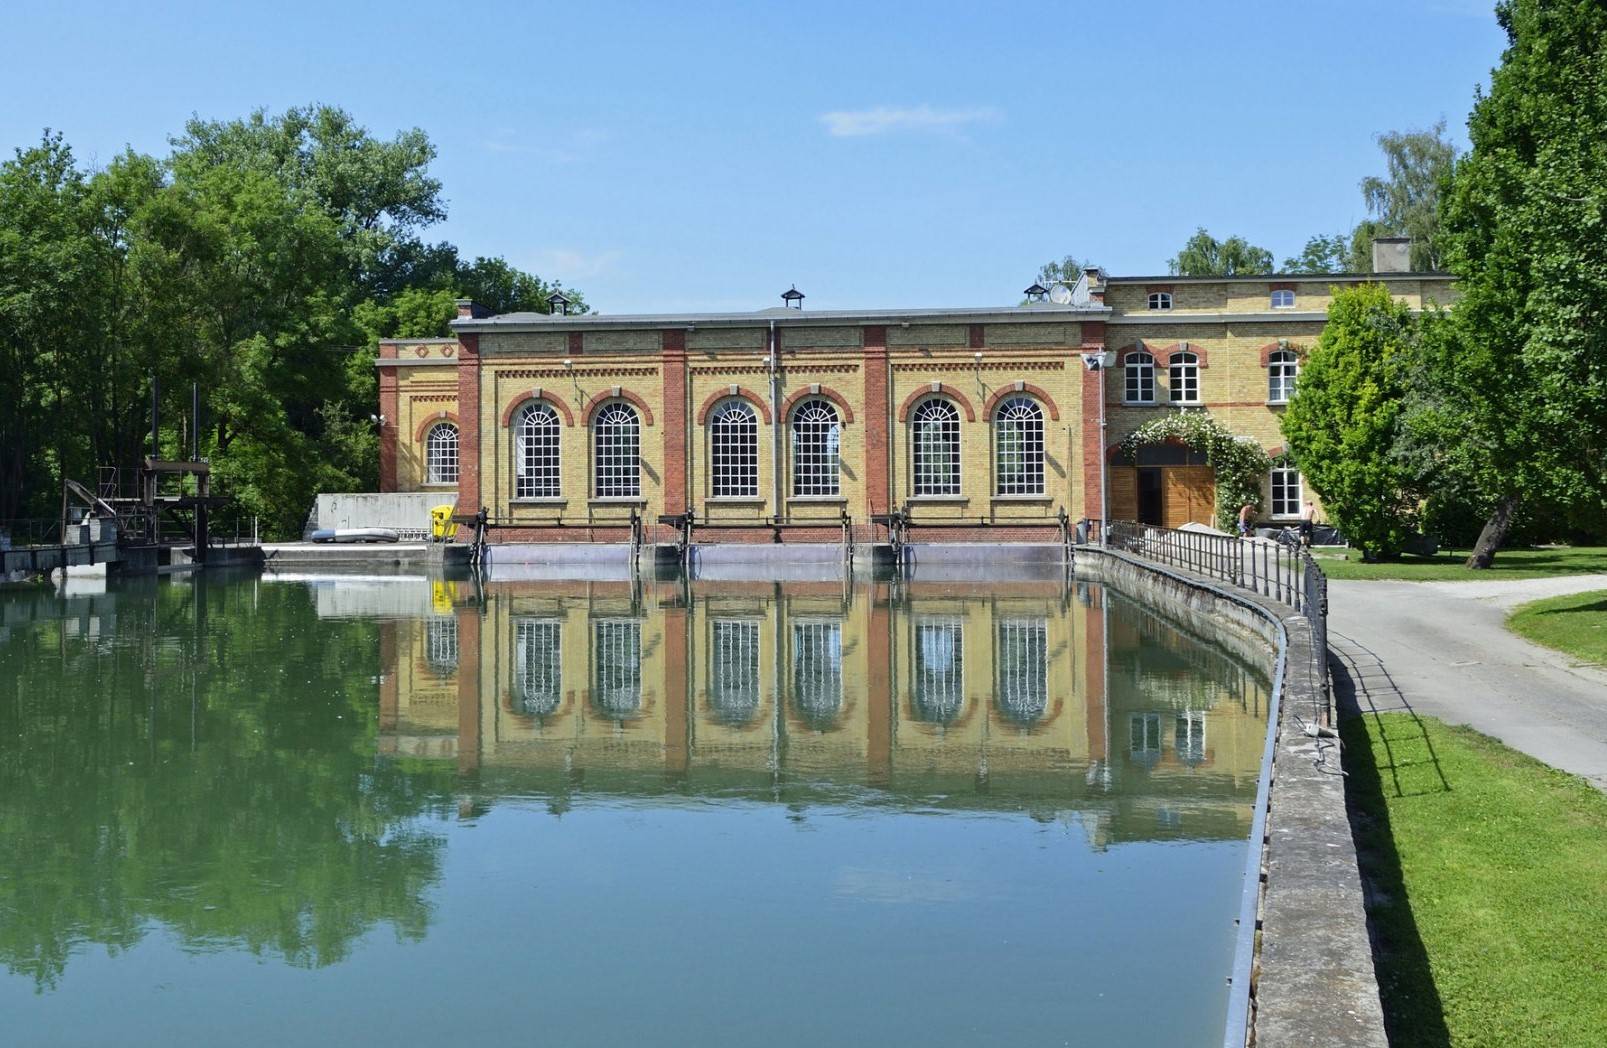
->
[1105, 520, 1329, 707]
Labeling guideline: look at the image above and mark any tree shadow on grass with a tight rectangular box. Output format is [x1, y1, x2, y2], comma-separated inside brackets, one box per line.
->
[1329, 633, 1452, 1048]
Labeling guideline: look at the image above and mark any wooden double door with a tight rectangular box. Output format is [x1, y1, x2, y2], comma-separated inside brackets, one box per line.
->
[1110, 464, 1215, 529]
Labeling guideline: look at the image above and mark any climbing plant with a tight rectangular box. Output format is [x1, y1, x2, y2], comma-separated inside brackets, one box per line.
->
[1117, 412, 1272, 530]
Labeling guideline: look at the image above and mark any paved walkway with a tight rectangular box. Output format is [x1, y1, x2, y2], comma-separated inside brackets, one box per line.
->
[1328, 573, 1607, 790]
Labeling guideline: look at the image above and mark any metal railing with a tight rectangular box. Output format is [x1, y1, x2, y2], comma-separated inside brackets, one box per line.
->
[1105, 520, 1329, 705]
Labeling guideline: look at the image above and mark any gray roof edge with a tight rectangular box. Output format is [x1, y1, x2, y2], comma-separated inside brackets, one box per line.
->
[451, 303, 1110, 333]
[1105, 271, 1454, 285]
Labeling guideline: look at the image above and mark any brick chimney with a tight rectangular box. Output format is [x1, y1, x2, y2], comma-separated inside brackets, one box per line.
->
[456, 299, 491, 319]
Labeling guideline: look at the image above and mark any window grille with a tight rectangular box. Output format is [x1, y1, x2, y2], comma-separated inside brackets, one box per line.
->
[514, 619, 562, 716]
[1124, 351, 1156, 404]
[791, 620, 843, 728]
[1147, 291, 1172, 310]
[790, 399, 840, 497]
[1130, 713, 1162, 767]
[1267, 350, 1299, 403]
[425, 422, 458, 484]
[425, 617, 458, 675]
[1169, 352, 1201, 404]
[913, 618, 964, 724]
[911, 399, 961, 496]
[1270, 289, 1296, 309]
[591, 619, 641, 719]
[1271, 467, 1303, 517]
[994, 396, 1045, 495]
[514, 402, 561, 499]
[710, 619, 761, 725]
[710, 400, 759, 498]
[1176, 710, 1207, 767]
[996, 618, 1047, 724]
[593, 403, 640, 498]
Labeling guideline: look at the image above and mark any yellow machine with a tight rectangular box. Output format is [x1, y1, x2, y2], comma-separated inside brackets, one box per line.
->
[430, 504, 458, 542]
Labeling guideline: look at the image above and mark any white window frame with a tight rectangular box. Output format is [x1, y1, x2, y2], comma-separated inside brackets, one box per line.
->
[513, 619, 562, 716]
[1267, 350, 1299, 404]
[1270, 467, 1303, 519]
[789, 398, 841, 497]
[592, 402, 641, 499]
[514, 402, 561, 499]
[993, 396, 1046, 496]
[791, 619, 844, 727]
[911, 398, 961, 497]
[424, 422, 459, 485]
[1147, 291, 1173, 311]
[709, 399, 760, 499]
[709, 618, 762, 725]
[592, 618, 642, 719]
[912, 617, 964, 724]
[1124, 351, 1156, 404]
[1168, 351, 1201, 405]
[996, 618, 1047, 724]
[1270, 289, 1296, 309]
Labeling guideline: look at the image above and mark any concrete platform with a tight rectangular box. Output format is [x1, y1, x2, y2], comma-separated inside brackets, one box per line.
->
[261, 541, 431, 569]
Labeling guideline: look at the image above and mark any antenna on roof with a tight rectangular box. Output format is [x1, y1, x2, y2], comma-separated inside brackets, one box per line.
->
[1048, 283, 1074, 305]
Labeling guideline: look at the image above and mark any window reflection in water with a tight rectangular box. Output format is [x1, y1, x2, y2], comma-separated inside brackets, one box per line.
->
[912, 618, 964, 724]
[791, 620, 843, 729]
[514, 620, 562, 717]
[995, 619, 1047, 725]
[424, 617, 458, 676]
[710, 619, 761, 725]
[592, 619, 642, 719]
[1129, 713, 1162, 768]
[1175, 710, 1207, 767]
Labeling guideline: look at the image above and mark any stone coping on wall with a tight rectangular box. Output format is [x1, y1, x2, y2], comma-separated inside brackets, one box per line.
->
[1072, 546, 1386, 1048]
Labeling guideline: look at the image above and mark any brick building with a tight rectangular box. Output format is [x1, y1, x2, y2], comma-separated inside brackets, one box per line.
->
[376, 242, 1454, 547]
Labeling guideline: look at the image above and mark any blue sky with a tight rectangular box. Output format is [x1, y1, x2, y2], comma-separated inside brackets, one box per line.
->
[7, 1, 1505, 312]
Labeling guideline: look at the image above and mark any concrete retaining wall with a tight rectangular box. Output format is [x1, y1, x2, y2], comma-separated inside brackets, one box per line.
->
[310, 493, 443, 537]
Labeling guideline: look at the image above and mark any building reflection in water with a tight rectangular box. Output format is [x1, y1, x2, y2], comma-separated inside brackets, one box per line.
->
[376, 575, 1272, 846]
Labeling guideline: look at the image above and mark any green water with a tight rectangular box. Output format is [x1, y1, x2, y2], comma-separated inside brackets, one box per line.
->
[0, 572, 1270, 1047]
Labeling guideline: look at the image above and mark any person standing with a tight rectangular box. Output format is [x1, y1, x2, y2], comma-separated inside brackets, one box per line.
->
[1299, 500, 1316, 547]
[1237, 501, 1256, 539]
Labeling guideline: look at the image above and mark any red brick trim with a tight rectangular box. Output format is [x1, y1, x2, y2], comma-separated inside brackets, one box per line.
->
[968, 324, 984, 349]
[582, 387, 655, 426]
[378, 372, 399, 491]
[1259, 341, 1302, 365]
[1161, 342, 1208, 368]
[1145, 284, 1175, 295]
[780, 384, 856, 423]
[695, 386, 773, 426]
[499, 391, 575, 428]
[896, 383, 978, 422]
[1267, 444, 1287, 458]
[1269, 281, 1297, 293]
[413, 410, 460, 443]
[983, 382, 1061, 421]
[567, 331, 584, 355]
[1080, 320, 1106, 348]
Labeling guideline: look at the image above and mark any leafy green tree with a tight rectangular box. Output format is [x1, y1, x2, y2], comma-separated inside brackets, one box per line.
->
[1168, 228, 1274, 276]
[457, 255, 583, 315]
[1281, 284, 1422, 559]
[1360, 122, 1456, 271]
[1431, 0, 1607, 567]
[1282, 233, 1351, 274]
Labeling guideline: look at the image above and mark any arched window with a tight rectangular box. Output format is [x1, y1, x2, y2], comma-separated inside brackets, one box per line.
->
[993, 396, 1045, 496]
[514, 402, 561, 499]
[710, 400, 759, 498]
[1267, 350, 1299, 403]
[424, 422, 458, 485]
[1147, 291, 1172, 311]
[514, 619, 561, 717]
[425, 617, 458, 676]
[1270, 289, 1296, 309]
[592, 619, 641, 719]
[911, 398, 961, 496]
[791, 619, 843, 729]
[1124, 351, 1156, 404]
[1169, 351, 1201, 404]
[592, 402, 640, 498]
[913, 618, 964, 724]
[790, 399, 840, 497]
[996, 618, 1047, 725]
[710, 619, 761, 725]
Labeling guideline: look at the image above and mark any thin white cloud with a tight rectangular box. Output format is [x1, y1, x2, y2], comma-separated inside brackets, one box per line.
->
[819, 104, 1000, 138]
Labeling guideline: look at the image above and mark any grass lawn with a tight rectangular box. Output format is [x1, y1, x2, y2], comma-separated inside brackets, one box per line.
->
[1313, 544, 1607, 581]
[1507, 589, 1607, 666]
[1343, 711, 1607, 1047]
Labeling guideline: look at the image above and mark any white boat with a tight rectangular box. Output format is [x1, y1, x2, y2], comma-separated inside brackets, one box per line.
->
[310, 528, 401, 544]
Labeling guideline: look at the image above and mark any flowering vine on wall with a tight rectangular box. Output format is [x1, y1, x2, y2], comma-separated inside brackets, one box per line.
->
[1116, 412, 1272, 530]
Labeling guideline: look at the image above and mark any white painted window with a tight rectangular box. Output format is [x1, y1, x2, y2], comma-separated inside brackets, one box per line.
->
[1270, 289, 1296, 309]
[424, 422, 458, 485]
[913, 617, 964, 724]
[710, 399, 759, 498]
[425, 616, 458, 675]
[790, 399, 841, 497]
[592, 403, 640, 498]
[710, 619, 761, 724]
[994, 396, 1045, 496]
[996, 618, 1047, 724]
[1124, 351, 1156, 404]
[791, 620, 843, 728]
[592, 619, 641, 719]
[1147, 291, 1173, 310]
[1169, 351, 1201, 404]
[1130, 713, 1162, 766]
[1267, 350, 1299, 403]
[1271, 467, 1303, 518]
[912, 398, 961, 496]
[1176, 710, 1207, 766]
[514, 619, 562, 716]
[514, 402, 561, 498]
